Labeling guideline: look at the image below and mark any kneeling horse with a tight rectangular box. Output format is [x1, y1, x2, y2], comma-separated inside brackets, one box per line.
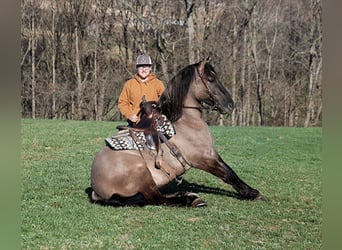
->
[90, 57, 265, 207]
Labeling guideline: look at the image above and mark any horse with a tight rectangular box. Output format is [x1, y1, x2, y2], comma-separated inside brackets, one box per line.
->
[90, 57, 265, 207]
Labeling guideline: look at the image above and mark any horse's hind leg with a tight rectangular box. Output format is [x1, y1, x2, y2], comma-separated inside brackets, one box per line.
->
[140, 174, 206, 207]
[91, 178, 206, 207]
[91, 190, 102, 201]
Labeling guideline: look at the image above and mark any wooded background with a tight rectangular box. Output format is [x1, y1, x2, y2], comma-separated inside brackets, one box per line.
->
[21, 0, 322, 127]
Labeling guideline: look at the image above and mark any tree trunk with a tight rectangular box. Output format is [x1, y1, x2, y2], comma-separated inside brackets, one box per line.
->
[256, 73, 263, 126]
[93, 42, 99, 121]
[160, 53, 169, 81]
[304, 46, 316, 127]
[71, 91, 75, 120]
[251, 15, 263, 126]
[51, 6, 56, 119]
[95, 39, 105, 122]
[186, 0, 195, 64]
[31, 10, 37, 119]
[74, 24, 82, 120]
[194, 4, 205, 61]
[240, 25, 247, 126]
[304, 0, 322, 127]
[246, 33, 252, 126]
[231, 12, 238, 126]
[266, 6, 278, 126]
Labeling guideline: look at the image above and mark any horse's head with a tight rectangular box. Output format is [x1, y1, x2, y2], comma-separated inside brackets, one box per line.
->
[195, 57, 234, 114]
[159, 58, 234, 122]
[137, 96, 158, 118]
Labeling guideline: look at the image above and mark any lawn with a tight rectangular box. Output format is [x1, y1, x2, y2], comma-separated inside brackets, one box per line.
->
[21, 119, 322, 249]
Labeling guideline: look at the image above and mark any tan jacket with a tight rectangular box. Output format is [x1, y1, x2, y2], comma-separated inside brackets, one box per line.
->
[118, 73, 165, 120]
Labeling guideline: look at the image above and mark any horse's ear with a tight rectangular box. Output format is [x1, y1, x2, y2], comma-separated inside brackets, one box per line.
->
[198, 56, 211, 75]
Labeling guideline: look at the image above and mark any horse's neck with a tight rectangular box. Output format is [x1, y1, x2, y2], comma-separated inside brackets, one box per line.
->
[174, 108, 209, 134]
[181, 103, 205, 123]
[172, 109, 213, 161]
[182, 97, 203, 118]
[174, 96, 210, 134]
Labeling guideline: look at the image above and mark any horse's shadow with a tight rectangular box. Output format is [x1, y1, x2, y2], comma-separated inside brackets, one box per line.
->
[84, 178, 242, 206]
[159, 178, 241, 199]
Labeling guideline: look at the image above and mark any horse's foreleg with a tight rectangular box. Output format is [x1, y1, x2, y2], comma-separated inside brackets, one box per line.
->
[202, 155, 265, 201]
[141, 176, 206, 207]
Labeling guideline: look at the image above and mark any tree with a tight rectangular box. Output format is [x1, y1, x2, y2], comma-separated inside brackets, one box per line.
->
[304, 0, 322, 127]
[20, 0, 322, 126]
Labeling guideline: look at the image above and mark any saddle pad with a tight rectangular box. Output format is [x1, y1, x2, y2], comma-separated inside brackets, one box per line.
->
[105, 114, 175, 150]
[105, 131, 145, 150]
[155, 114, 175, 139]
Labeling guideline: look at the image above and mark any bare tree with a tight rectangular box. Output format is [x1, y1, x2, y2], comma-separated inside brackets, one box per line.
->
[26, 0, 40, 119]
[20, 0, 322, 126]
[304, 0, 322, 127]
[231, 11, 238, 126]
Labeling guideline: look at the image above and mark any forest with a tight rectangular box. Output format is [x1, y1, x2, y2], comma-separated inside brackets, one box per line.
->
[21, 0, 322, 127]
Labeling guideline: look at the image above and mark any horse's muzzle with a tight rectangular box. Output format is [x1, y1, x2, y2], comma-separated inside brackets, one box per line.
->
[218, 101, 234, 114]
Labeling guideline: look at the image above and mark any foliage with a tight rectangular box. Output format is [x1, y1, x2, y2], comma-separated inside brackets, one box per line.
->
[21, 119, 322, 249]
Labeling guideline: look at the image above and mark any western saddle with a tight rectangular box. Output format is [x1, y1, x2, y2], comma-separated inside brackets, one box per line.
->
[115, 96, 190, 177]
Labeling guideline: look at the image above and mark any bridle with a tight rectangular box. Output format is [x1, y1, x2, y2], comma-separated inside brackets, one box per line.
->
[183, 66, 222, 113]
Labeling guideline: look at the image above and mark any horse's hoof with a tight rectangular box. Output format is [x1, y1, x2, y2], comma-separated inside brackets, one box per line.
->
[254, 193, 267, 202]
[184, 192, 206, 207]
[191, 198, 207, 208]
[91, 191, 102, 201]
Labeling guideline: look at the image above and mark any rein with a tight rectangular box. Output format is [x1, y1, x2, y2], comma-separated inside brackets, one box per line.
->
[182, 105, 204, 112]
[182, 104, 217, 112]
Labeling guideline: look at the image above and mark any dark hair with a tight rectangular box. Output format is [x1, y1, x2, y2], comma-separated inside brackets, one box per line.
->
[158, 63, 198, 122]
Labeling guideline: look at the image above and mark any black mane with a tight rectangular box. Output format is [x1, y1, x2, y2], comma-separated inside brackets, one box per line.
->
[158, 62, 218, 122]
[158, 63, 198, 122]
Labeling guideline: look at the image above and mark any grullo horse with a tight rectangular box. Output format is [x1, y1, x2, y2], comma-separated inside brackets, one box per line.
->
[90, 58, 265, 207]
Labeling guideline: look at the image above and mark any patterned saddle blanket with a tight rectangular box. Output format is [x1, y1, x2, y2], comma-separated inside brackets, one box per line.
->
[105, 114, 175, 150]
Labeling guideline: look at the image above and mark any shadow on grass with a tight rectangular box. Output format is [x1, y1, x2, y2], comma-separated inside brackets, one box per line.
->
[85, 186, 148, 207]
[85, 177, 242, 207]
[159, 178, 241, 199]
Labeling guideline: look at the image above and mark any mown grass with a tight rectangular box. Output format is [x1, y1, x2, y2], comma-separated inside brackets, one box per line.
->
[21, 119, 322, 249]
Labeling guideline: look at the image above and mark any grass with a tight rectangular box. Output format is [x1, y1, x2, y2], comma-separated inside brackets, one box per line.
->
[21, 119, 322, 249]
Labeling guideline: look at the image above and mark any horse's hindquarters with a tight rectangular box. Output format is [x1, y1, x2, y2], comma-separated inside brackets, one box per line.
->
[91, 147, 147, 200]
[90, 147, 175, 201]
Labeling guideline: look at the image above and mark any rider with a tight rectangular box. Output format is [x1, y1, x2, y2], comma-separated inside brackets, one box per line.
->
[118, 54, 165, 127]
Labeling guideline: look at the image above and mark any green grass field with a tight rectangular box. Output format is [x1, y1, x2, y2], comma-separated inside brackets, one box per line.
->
[21, 119, 322, 249]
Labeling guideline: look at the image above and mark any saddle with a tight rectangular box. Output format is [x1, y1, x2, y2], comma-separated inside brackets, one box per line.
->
[115, 97, 161, 151]
[105, 97, 189, 176]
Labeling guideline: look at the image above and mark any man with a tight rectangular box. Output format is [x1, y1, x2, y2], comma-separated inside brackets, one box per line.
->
[118, 54, 165, 126]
